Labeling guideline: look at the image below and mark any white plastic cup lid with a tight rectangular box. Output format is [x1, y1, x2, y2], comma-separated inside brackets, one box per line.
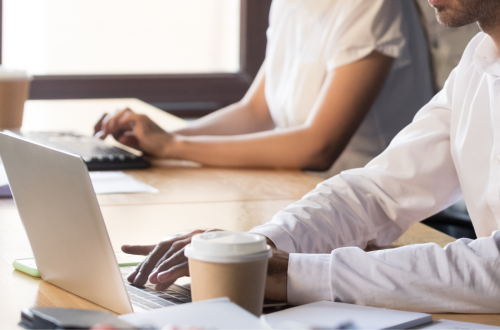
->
[185, 231, 272, 263]
[0, 67, 31, 81]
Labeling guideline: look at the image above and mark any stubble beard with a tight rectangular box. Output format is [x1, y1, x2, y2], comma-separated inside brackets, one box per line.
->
[433, 0, 500, 29]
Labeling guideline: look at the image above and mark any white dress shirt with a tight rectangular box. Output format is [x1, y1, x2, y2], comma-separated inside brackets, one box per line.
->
[251, 32, 500, 313]
[264, 0, 433, 178]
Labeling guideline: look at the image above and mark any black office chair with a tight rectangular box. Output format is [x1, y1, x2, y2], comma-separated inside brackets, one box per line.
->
[421, 201, 476, 239]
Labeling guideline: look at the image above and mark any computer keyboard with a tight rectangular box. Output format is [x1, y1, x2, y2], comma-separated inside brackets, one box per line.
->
[120, 266, 288, 311]
[17, 132, 150, 171]
[120, 266, 191, 311]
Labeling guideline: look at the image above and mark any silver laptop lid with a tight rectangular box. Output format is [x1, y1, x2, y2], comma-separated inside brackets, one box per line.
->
[0, 132, 133, 314]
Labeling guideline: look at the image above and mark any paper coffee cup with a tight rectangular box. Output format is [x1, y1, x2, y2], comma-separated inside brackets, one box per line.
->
[185, 231, 272, 316]
[0, 67, 31, 130]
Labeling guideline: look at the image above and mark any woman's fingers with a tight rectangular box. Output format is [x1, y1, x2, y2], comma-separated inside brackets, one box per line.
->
[99, 108, 133, 140]
[94, 113, 107, 135]
[108, 109, 136, 141]
[118, 131, 140, 150]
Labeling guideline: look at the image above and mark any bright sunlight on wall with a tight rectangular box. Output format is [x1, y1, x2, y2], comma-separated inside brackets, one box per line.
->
[3, 0, 240, 75]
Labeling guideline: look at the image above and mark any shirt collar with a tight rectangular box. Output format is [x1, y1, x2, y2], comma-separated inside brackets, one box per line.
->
[288, 0, 333, 17]
[473, 34, 500, 77]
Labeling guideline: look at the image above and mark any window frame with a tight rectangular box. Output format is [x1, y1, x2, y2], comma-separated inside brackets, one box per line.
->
[0, 0, 271, 117]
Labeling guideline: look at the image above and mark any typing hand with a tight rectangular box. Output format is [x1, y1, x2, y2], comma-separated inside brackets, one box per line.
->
[94, 108, 175, 158]
[122, 230, 289, 302]
[122, 229, 218, 291]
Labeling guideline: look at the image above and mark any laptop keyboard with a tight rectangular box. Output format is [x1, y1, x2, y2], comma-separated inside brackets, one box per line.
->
[18, 132, 150, 171]
[120, 266, 191, 311]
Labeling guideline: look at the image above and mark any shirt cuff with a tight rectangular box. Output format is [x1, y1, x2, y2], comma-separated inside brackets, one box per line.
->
[287, 253, 331, 305]
[250, 224, 297, 253]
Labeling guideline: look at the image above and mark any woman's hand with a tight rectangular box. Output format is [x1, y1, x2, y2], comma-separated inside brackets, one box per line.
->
[94, 108, 176, 158]
[122, 230, 289, 302]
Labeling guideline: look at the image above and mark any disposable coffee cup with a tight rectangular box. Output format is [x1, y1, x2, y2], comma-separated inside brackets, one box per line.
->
[0, 67, 31, 130]
[185, 231, 272, 316]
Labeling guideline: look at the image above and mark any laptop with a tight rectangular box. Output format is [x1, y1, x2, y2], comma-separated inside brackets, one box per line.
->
[0, 131, 191, 314]
[0, 132, 285, 314]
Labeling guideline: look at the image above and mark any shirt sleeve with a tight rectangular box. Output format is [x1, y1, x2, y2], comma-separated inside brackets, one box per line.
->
[324, 0, 408, 71]
[251, 68, 461, 254]
[287, 231, 500, 313]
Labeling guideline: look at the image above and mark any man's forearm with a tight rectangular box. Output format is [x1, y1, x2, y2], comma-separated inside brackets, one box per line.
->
[286, 231, 500, 313]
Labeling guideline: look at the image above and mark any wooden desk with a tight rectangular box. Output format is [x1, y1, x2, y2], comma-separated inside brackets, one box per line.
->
[0, 99, 498, 328]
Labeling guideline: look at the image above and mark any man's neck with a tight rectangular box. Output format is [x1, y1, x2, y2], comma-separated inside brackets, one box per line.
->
[479, 16, 500, 57]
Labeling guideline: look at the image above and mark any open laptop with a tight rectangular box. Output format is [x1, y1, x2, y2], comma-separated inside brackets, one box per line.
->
[0, 132, 285, 314]
[0, 131, 190, 314]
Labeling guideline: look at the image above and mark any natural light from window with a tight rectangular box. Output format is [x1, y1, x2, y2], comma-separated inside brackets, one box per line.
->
[3, 0, 240, 75]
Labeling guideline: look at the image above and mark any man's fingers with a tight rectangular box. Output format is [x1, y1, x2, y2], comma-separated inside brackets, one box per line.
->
[133, 241, 175, 287]
[153, 282, 170, 292]
[121, 244, 156, 256]
[126, 260, 144, 283]
[157, 261, 190, 287]
[125, 230, 207, 287]
[122, 245, 154, 283]
[149, 244, 189, 284]
[154, 238, 191, 269]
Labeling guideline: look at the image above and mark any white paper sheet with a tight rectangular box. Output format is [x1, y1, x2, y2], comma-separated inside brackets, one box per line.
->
[418, 320, 500, 330]
[0, 164, 158, 195]
[119, 298, 265, 329]
[88, 171, 158, 195]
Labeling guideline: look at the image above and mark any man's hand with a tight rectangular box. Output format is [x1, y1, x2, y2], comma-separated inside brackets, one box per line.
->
[122, 231, 289, 302]
[122, 229, 210, 291]
[94, 108, 176, 158]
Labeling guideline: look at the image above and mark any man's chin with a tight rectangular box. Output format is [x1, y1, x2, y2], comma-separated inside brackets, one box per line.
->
[435, 10, 472, 28]
[435, 10, 452, 27]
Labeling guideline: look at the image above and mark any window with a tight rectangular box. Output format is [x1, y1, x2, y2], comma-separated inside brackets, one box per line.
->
[0, 0, 271, 117]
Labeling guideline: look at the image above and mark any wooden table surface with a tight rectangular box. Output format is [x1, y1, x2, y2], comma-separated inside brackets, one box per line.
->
[0, 99, 498, 328]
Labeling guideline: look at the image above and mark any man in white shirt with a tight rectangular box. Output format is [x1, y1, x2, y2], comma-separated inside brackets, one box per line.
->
[122, 0, 500, 313]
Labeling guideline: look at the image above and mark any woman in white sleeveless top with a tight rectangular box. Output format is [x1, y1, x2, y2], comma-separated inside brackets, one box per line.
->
[96, 0, 433, 178]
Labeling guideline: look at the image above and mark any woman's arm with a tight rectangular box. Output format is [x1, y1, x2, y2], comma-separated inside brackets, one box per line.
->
[169, 51, 393, 170]
[95, 64, 273, 139]
[98, 51, 393, 170]
[173, 64, 275, 136]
